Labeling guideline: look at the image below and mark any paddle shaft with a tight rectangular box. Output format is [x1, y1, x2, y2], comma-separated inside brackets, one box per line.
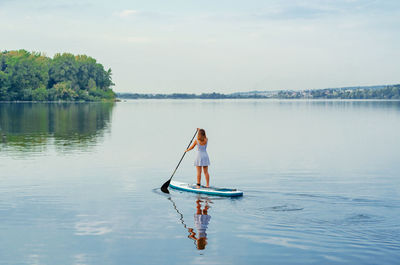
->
[168, 129, 198, 181]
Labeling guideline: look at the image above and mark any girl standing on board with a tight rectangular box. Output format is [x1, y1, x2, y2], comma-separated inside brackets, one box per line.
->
[185, 128, 210, 188]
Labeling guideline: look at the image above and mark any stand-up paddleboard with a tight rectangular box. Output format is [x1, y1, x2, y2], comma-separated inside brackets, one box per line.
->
[170, 180, 243, 197]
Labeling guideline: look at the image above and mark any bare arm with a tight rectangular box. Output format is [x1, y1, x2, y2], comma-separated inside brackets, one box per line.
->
[185, 140, 197, 152]
[188, 228, 198, 240]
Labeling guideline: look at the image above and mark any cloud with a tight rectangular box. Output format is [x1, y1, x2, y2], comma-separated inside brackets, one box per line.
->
[124, 36, 150, 43]
[116, 9, 138, 18]
[101, 34, 151, 44]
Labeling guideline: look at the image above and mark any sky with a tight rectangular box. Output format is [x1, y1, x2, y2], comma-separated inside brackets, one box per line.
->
[1, 0, 400, 93]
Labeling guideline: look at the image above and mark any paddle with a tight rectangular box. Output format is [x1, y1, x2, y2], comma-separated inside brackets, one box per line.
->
[161, 129, 198, 193]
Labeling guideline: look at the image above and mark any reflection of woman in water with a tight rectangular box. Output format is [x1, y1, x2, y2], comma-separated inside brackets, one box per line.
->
[167, 195, 212, 250]
[188, 199, 211, 250]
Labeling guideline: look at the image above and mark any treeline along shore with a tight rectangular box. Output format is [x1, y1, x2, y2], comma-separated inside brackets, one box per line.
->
[1, 50, 398, 101]
[0, 50, 115, 101]
[118, 84, 400, 100]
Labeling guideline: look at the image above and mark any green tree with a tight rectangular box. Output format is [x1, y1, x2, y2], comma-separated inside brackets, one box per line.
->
[48, 53, 79, 89]
[0, 50, 115, 101]
[3, 50, 49, 100]
[32, 86, 48, 101]
[0, 70, 10, 100]
[48, 81, 77, 100]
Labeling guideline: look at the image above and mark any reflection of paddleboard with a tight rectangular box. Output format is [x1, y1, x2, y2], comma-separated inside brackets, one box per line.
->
[170, 180, 243, 197]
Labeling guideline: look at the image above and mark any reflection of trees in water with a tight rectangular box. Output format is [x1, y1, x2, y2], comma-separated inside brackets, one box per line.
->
[0, 103, 114, 153]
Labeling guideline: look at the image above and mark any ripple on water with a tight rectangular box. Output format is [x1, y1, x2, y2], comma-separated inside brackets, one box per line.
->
[344, 213, 384, 225]
[265, 205, 304, 212]
[307, 213, 385, 228]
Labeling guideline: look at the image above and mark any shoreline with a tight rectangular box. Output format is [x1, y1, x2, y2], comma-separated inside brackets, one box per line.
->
[115, 98, 400, 102]
[116, 84, 400, 100]
[0, 99, 119, 103]
[1, 98, 400, 103]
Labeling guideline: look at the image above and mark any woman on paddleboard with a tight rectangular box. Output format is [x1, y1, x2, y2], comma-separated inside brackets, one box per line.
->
[185, 128, 210, 188]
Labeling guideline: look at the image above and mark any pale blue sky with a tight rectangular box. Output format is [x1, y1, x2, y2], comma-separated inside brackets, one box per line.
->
[1, 0, 399, 93]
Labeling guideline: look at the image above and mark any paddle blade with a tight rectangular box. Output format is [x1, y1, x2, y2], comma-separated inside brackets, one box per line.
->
[161, 179, 170, 194]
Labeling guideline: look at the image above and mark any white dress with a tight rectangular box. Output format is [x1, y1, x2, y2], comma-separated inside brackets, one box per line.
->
[194, 140, 210, 166]
[194, 214, 211, 238]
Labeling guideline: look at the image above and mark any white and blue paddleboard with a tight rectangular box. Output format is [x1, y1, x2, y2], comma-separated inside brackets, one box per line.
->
[170, 180, 243, 197]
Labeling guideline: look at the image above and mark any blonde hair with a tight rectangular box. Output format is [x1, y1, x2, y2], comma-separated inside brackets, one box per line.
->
[197, 237, 207, 250]
[197, 129, 206, 142]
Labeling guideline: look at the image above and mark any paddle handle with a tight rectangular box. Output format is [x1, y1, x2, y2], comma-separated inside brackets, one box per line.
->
[169, 129, 198, 181]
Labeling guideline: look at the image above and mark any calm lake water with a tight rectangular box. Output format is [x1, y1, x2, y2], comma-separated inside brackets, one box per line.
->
[0, 100, 399, 265]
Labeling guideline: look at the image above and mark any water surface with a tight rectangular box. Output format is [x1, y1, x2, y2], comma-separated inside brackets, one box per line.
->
[0, 100, 399, 264]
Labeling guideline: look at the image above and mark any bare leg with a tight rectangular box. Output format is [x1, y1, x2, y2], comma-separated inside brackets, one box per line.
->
[196, 199, 202, 214]
[203, 166, 210, 187]
[196, 166, 202, 187]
